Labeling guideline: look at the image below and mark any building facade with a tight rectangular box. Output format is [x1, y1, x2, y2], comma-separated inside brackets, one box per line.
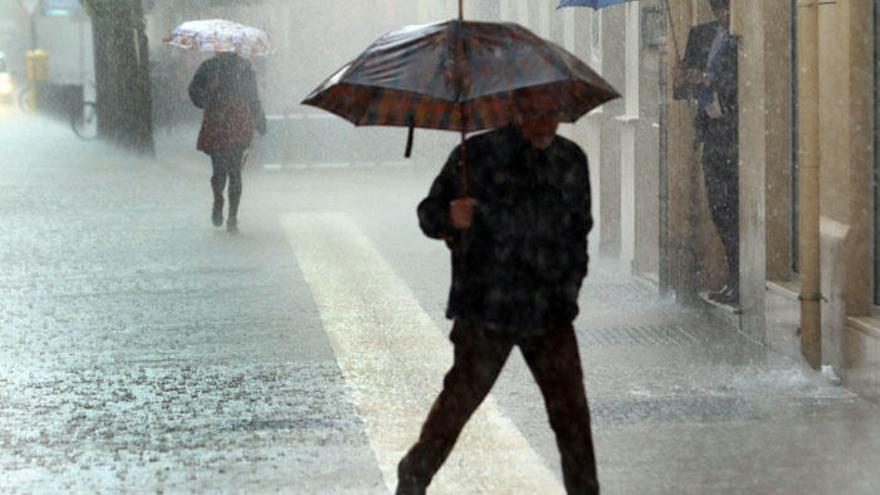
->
[660, 0, 880, 398]
[495, 0, 880, 400]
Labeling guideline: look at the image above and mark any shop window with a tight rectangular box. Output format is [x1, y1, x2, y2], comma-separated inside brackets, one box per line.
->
[640, 6, 662, 51]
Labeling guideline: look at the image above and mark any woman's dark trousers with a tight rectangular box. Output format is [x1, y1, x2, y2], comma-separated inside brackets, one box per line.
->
[210, 146, 246, 223]
[396, 320, 599, 495]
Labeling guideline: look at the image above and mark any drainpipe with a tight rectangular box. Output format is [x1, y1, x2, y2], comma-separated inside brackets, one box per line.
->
[658, 0, 670, 296]
[796, 0, 821, 369]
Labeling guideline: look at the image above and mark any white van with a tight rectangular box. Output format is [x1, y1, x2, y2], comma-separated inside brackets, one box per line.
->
[0, 52, 13, 103]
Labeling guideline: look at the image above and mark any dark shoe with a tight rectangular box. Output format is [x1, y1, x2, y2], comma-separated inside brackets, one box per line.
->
[711, 284, 739, 304]
[713, 292, 740, 304]
[227, 217, 239, 235]
[212, 200, 223, 227]
[395, 477, 426, 495]
[708, 285, 730, 301]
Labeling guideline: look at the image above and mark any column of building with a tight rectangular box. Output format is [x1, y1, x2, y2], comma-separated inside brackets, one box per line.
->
[725, 0, 878, 395]
[625, 1, 662, 280]
[813, 0, 874, 385]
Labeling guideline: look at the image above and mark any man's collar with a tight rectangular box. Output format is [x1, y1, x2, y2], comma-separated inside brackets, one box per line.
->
[503, 123, 528, 147]
[507, 125, 558, 156]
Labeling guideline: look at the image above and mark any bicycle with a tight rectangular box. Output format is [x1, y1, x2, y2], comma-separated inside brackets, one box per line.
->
[70, 80, 98, 140]
[17, 83, 36, 113]
[70, 100, 97, 140]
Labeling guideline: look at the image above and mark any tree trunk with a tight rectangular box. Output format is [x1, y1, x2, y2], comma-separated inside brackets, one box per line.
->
[90, 0, 154, 155]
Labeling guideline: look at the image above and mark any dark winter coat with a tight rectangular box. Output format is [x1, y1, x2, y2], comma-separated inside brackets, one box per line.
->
[418, 125, 593, 338]
[675, 21, 739, 146]
[189, 53, 267, 155]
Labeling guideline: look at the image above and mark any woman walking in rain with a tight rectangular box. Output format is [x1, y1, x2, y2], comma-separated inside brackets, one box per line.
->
[189, 51, 267, 234]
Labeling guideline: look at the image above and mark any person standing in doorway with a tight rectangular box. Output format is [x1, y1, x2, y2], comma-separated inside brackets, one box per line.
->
[189, 51, 267, 234]
[674, 0, 739, 303]
[396, 87, 599, 495]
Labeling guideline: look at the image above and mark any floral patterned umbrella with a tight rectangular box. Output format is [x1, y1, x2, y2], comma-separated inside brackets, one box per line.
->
[164, 19, 271, 57]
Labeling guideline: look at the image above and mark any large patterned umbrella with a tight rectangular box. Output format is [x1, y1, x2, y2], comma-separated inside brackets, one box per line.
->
[164, 19, 271, 57]
[302, 19, 618, 193]
[303, 20, 617, 132]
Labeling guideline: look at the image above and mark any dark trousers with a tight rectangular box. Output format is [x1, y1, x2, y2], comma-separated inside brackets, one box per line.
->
[702, 139, 739, 286]
[397, 320, 599, 495]
[210, 146, 246, 219]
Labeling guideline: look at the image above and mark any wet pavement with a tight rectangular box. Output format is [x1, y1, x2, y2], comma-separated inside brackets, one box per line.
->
[1, 114, 879, 494]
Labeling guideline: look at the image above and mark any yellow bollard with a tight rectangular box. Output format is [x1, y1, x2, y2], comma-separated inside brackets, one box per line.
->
[24, 49, 48, 111]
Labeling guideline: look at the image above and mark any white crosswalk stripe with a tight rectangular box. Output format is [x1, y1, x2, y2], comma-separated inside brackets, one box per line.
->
[283, 212, 565, 494]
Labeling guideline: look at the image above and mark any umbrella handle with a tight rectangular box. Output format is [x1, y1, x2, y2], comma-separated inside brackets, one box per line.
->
[405, 122, 415, 158]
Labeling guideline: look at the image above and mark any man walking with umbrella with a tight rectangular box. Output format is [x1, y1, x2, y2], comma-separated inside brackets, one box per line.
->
[396, 86, 599, 495]
[300, 12, 617, 493]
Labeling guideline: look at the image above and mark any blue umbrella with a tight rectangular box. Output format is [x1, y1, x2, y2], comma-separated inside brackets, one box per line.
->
[557, 0, 680, 60]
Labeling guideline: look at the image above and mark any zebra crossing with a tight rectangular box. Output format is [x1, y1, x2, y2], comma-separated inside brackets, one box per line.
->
[283, 212, 566, 494]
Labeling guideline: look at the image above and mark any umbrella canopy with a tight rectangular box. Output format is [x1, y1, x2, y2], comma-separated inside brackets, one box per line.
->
[164, 19, 271, 57]
[557, 0, 638, 8]
[301, 20, 619, 133]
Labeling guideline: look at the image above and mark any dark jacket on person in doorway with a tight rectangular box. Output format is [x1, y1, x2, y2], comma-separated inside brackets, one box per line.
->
[417, 124, 593, 338]
[189, 53, 267, 155]
[674, 20, 738, 146]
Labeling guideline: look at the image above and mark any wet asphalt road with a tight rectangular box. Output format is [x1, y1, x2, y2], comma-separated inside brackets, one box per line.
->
[1, 114, 879, 494]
